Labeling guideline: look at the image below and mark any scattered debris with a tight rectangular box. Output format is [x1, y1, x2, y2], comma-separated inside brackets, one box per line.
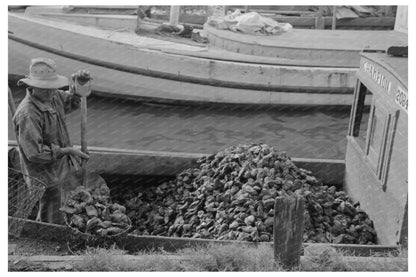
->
[155, 23, 195, 38]
[207, 9, 292, 35]
[191, 29, 209, 43]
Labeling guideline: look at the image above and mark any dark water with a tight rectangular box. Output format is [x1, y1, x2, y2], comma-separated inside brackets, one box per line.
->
[8, 86, 360, 159]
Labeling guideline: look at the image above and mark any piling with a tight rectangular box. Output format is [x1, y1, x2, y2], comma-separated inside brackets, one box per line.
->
[273, 195, 305, 268]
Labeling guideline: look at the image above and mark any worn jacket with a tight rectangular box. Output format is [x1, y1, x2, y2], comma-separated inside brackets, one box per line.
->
[13, 88, 81, 188]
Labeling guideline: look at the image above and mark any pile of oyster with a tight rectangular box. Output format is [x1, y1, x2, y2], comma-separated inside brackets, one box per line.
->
[60, 185, 131, 237]
[120, 144, 377, 244]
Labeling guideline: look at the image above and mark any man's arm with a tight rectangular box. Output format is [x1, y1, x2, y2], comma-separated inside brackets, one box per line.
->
[58, 85, 81, 114]
[16, 114, 63, 164]
[16, 114, 89, 163]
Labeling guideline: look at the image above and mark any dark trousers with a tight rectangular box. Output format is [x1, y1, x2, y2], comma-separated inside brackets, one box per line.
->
[36, 186, 64, 225]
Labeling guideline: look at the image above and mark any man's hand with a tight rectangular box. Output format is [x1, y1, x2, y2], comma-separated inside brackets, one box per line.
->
[71, 70, 92, 97]
[61, 147, 89, 160]
[71, 70, 91, 84]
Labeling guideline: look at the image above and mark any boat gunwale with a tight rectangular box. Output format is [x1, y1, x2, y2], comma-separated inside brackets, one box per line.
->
[204, 24, 407, 52]
[8, 33, 354, 95]
[9, 12, 359, 69]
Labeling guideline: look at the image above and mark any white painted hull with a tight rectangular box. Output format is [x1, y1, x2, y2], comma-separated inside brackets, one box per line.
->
[8, 13, 364, 106]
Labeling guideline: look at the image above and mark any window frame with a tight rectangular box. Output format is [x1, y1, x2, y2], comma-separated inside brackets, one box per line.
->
[364, 98, 389, 175]
[349, 80, 399, 189]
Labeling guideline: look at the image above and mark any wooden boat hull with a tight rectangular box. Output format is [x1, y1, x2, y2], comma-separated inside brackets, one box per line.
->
[8, 140, 345, 186]
[9, 12, 366, 106]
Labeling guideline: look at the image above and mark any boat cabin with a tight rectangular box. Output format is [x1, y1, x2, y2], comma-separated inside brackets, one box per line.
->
[345, 49, 408, 245]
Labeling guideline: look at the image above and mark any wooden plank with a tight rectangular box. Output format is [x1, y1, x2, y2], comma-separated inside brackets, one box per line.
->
[270, 16, 394, 29]
[12, 217, 399, 256]
[334, 17, 395, 28]
[8, 254, 408, 271]
[273, 195, 305, 268]
[350, 6, 372, 14]
[226, 6, 316, 15]
[272, 16, 315, 27]
[252, 10, 316, 16]
[336, 7, 359, 19]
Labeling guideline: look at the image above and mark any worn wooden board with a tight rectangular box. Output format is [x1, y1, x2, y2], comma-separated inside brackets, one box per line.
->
[350, 6, 372, 15]
[273, 195, 305, 267]
[336, 7, 359, 19]
[271, 16, 395, 29]
[11, 217, 399, 256]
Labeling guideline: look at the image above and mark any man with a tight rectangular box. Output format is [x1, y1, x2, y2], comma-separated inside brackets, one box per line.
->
[13, 58, 90, 224]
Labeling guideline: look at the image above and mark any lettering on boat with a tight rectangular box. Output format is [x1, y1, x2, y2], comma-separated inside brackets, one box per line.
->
[363, 61, 392, 94]
[395, 86, 408, 113]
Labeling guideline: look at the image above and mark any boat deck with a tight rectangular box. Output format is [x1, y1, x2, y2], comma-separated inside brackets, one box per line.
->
[12, 11, 408, 67]
[206, 25, 407, 67]
[207, 26, 407, 51]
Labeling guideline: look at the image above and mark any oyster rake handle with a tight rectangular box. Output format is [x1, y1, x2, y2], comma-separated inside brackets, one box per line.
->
[75, 79, 91, 187]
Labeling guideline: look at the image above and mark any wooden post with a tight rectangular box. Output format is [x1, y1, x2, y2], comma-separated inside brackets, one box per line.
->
[135, 6, 151, 34]
[135, 6, 142, 34]
[315, 6, 325, 29]
[169, 5, 180, 27]
[332, 6, 337, 30]
[273, 195, 305, 268]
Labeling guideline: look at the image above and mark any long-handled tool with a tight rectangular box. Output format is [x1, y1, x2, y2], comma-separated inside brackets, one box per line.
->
[73, 73, 108, 192]
[74, 72, 92, 187]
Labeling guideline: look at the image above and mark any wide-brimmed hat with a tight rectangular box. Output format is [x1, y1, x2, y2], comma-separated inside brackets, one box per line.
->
[18, 58, 68, 89]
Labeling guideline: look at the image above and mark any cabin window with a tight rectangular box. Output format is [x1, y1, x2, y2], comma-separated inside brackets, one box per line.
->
[365, 100, 387, 173]
[349, 81, 399, 189]
[349, 81, 371, 150]
[356, 108, 370, 150]
[380, 110, 399, 190]
[365, 100, 399, 188]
